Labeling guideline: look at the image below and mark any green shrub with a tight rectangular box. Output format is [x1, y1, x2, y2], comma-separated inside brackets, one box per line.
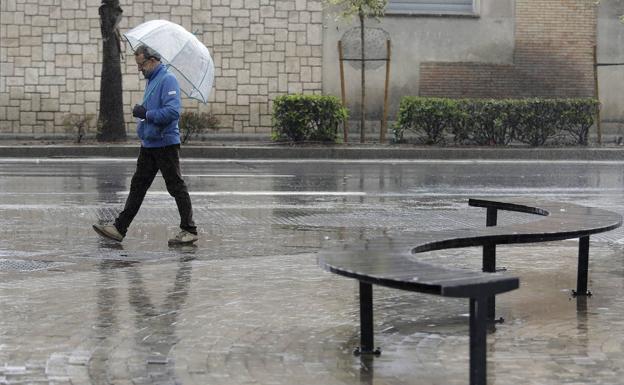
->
[454, 99, 515, 145]
[179, 111, 220, 143]
[393, 97, 599, 146]
[395, 97, 458, 144]
[509, 99, 561, 146]
[272, 94, 348, 143]
[558, 98, 599, 146]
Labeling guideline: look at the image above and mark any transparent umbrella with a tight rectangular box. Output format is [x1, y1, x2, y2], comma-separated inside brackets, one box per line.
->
[123, 19, 214, 103]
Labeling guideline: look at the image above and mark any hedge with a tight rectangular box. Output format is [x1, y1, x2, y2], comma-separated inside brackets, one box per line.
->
[272, 94, 348, 143]
[394, 97, 599, 146]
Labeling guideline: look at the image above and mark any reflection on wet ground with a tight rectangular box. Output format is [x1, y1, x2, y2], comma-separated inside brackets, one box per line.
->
[2, 159, 624, 384]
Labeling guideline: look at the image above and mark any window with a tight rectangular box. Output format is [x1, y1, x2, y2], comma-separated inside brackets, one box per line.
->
[386, 0, 477, 15]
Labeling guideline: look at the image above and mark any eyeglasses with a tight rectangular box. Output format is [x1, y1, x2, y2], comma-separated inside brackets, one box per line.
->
[136, 57, 154, 69]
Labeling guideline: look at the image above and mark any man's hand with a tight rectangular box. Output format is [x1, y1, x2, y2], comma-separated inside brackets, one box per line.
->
[132, 104, 147, 119]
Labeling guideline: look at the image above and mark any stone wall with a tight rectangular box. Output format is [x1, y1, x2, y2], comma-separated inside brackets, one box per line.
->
[0, 0, 324, 138]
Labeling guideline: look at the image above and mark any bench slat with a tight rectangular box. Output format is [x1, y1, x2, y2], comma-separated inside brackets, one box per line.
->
[320, 250, 519, 297]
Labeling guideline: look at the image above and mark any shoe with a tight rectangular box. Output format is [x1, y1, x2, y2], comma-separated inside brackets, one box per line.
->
[93, 224, 124, 242]
[168, 230, 198, 245]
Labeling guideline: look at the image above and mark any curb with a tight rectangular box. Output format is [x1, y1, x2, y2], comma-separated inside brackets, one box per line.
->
[1, 145, 624, 160]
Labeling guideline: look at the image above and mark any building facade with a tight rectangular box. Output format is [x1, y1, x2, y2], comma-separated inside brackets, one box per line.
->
[0, 0, 324, 138]
[1, 0, 623, 140]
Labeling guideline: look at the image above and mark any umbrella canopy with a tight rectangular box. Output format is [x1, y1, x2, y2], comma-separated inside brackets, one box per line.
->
[124, 20, 214, 103]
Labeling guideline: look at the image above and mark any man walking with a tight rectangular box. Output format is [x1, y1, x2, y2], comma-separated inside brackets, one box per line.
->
[93, 44, 198, 245]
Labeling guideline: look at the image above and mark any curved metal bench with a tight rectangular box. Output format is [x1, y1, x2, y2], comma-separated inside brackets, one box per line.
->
[317, 197, 622, 385]
[467, 197, 621, 295]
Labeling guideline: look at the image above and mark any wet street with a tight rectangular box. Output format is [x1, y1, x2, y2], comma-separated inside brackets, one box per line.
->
[2, 157, 624, 385]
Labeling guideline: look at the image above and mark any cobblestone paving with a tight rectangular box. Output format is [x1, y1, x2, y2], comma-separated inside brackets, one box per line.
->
[2, 159, 624, 384]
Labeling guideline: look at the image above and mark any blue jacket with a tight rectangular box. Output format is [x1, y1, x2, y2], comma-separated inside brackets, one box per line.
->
[137, 64, 181, 148]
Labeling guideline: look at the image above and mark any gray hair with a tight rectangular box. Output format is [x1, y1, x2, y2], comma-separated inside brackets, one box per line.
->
[134, 45, 161, 61]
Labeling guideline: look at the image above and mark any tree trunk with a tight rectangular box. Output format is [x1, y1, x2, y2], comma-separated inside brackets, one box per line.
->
[97, 0, 126, 142]
[359, 9, 366, 143]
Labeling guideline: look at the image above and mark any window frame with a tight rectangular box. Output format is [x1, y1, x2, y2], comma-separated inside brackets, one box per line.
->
[385, 0, 480, 17]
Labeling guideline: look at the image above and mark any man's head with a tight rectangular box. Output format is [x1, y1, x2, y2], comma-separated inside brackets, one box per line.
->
[134, 45, 161, 78]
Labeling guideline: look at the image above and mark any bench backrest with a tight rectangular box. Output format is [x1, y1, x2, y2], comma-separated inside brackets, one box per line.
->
[406, 198, 622, 253]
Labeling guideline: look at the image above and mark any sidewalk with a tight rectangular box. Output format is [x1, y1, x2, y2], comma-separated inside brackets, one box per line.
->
[2, 156, 624, 385]
[2, 159, 624, 384]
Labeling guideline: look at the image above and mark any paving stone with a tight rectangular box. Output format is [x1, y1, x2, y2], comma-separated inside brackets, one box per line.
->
[2, 159, 624, 384]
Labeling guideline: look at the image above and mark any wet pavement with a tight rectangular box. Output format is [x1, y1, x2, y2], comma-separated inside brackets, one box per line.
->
[2, 158, 624, 384]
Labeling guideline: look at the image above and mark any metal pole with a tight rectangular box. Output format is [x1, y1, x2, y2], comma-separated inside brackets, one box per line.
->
[486, 208, 498, 228]
[469, 297, 488, 385]
[594, 45, 602, 145]
[338, 41, 348, 143]
[355, 281, 380, 355]
[359, 10, 366, 144]
[483, 208, 498, 321]
[575, 236, 591, 296]
[380, 39, 391, 143]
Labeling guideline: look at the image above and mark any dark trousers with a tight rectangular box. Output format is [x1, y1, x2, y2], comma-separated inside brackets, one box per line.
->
[115, 144, 197, 235]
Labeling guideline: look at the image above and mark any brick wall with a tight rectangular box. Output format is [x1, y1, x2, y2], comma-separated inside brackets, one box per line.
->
[420, 0, 597, 98]
[0, 0, 324, 137]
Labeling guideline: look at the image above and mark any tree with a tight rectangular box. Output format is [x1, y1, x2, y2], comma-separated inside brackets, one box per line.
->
[97, 0, 126, 141]
[325, 0, 387, 143]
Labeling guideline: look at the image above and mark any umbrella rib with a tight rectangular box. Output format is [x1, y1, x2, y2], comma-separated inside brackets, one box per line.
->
[166, 65, 206, 103]
[167, 37, 189, 68]
[195, 60, 211, 101]
[125, 24, 162, 52]
[165, 39, 207, 102]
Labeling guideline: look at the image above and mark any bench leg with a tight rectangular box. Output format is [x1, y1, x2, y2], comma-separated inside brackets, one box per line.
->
[354, 281, 380, 356]
[483, 209, 504, 324]
[469, 296, 488, 385]
[573, 235, 592, 297]
[482, 243, 504, 324]
[485, 207, 498, 227]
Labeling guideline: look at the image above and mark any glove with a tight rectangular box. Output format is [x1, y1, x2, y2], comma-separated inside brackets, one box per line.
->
[132, 104, 147, 119]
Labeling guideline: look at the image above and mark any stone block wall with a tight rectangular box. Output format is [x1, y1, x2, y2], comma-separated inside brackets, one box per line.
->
[419, 0, 597, 98]
[0, 0, 324, 137]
